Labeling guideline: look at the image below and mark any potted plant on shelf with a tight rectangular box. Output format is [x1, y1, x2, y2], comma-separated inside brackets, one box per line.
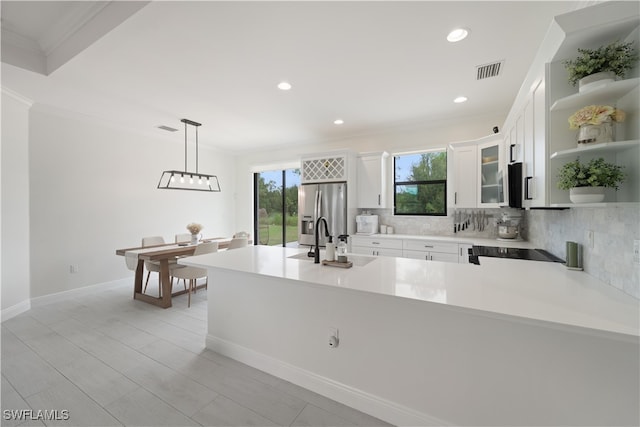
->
[557, 157, 626, 203]
[563, 40, 638, 91]
[569, 105, 625, 145]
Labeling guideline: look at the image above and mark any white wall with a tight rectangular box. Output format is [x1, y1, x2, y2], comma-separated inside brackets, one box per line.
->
[27, 106, 236, 298]
[234, 112, 506, 234]
[1, 91, 32, 317]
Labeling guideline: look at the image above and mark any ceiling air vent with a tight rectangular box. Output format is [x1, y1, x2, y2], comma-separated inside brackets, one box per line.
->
[476, 60, 504, 80]
[157, 125, 179, 132]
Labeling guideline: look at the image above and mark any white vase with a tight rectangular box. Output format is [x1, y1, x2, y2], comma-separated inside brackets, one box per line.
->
[190, 233, 199, 245]
[577, 119, 614, 145]
[570, 186, 605, 203]
[578, 71, 616, 93]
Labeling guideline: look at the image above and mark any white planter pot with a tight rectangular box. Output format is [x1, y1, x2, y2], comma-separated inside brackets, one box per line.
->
[577, 119, 614, 145]
[569, 186, 605, 203]
[578, 71, 616, 92]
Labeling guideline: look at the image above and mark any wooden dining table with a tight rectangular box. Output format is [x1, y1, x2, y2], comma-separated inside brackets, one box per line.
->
[115, 237, 233, 308]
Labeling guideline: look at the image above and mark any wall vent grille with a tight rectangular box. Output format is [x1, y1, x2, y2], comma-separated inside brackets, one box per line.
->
[476, 61, 504, 80]
[157, 125, 179, 132]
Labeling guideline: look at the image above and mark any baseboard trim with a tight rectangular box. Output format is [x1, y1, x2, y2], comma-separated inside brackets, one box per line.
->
[30, 278, 130, 308]
[206, 334, 451, 426]
[1, 299, 31, 322]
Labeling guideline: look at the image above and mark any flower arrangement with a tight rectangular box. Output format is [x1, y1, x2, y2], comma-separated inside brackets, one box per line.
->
[186, 223, 203, 234]
[568, 105, 625, 129]
[557, 157, 626, 190]
[563, 40, 638, 86]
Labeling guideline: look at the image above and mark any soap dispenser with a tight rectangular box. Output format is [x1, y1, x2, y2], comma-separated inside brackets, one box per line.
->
[336, 235, 349, 263]
[325, 236, 336, 262]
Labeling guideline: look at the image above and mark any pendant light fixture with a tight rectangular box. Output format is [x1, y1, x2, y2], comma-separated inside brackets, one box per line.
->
[157, 118, 221, 192]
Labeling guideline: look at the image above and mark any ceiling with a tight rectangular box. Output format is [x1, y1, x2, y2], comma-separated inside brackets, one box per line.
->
[1, 1, 581, 153]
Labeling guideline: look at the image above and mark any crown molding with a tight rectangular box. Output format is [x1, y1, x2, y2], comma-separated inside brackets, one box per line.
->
[1, 87, 34, 107]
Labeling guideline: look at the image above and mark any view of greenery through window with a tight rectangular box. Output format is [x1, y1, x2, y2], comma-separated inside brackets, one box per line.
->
[255, 169, 300, 246]
[394, 151, 447, 215]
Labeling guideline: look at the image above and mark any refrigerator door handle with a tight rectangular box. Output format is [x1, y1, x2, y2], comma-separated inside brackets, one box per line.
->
[315, 190, 322, 222]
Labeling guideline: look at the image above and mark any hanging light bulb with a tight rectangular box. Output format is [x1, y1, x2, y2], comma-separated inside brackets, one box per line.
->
[180, 174, 185, 183]
[170, 174, 175, 183]
[198, 176, 203, 185]
[189, 175, 194, 184]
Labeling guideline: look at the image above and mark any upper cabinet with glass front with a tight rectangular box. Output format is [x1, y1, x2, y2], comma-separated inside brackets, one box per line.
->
[477, 137, 505, 207]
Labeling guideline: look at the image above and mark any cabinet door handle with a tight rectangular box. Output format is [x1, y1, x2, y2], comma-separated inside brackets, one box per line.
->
[525, 176, 533, 200]
[424, 245, 434, 248]
[372, 241, 380, 245]
[454, 192, 457, 205]
[378, 194, 381, 206]
[510, 144, 516, 163]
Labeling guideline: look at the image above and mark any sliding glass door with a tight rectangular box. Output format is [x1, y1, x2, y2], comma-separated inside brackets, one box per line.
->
[254, 169, 300, 246]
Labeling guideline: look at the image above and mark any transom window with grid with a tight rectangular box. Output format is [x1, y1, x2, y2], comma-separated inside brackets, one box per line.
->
[393, 150, 447, 216]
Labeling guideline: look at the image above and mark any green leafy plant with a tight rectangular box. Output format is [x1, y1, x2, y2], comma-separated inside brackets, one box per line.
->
[557, 158, 626, 190]
[563, 40, 638, 86]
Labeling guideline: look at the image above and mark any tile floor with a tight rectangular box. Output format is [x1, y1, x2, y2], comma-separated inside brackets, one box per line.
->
[1, 279, 392, 427]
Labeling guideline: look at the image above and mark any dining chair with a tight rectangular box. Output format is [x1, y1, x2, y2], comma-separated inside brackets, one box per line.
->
[227, 237, 249, 250]
[172, 241, 218, 307]
[141, 236, 182, 296]
[175, 233, 191, 244]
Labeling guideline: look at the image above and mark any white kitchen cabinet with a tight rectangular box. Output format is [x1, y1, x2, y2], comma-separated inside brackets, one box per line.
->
[351, 235, 403, 257]
[458, 243, 473, 264]
[357, 152, 389, 208]
[449, 143, 477, 208]
[477, 137, 506, 207]
[402, 240, 459, 263]
[301, 150, 355, 184]
[526, 76, 548, 207]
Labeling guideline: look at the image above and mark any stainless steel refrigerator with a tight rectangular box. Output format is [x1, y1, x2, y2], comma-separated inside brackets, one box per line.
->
[298, 182, 347, 247]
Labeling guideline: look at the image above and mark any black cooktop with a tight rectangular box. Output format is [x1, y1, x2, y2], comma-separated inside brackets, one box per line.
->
[470, 246, 564, 264]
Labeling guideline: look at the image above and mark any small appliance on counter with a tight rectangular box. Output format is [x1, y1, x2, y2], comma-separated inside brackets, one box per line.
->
[496, 211, 522, 241]
[356, 214, 379, 235]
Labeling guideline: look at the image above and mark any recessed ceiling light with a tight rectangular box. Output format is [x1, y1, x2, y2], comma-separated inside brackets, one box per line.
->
[334, 119, 344, 125]
[447, 28, 469, 42]
[277, 81, 292, 91]
[454, 96, 468, 103]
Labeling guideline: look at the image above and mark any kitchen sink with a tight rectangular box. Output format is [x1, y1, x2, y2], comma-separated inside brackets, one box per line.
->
[287, 252, 376, 266]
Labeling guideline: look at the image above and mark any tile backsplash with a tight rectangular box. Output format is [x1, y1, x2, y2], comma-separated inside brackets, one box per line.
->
[364, 208, 526, 240]
[527, 206, 639, 300]
[362, 205, 639, 300]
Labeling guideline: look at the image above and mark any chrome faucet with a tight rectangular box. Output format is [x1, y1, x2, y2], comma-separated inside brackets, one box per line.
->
[314, 216, 331, 264]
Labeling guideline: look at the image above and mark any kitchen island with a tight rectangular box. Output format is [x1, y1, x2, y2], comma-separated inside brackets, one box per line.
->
[180, 245, 639, 426]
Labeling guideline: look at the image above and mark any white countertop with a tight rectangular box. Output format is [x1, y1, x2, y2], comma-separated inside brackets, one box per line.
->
[181, 246, 639, 337]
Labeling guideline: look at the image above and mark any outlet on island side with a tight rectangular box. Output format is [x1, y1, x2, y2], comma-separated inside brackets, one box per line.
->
[70, 264, 79, 274]
[634, 240, 640, 265]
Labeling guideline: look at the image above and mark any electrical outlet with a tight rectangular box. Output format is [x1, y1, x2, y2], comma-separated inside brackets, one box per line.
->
[70, 264, 79, 274]
[328, 327, 339, 348]
[586, 230, 594, 249]
[634, 240, 640, 265]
